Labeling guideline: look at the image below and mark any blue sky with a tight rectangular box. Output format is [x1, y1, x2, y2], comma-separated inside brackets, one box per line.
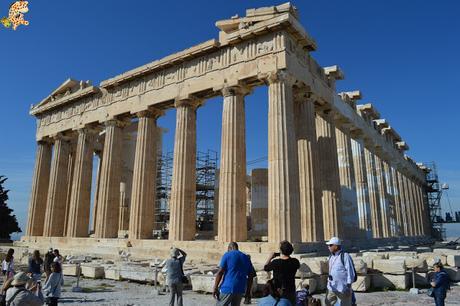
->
[0, 0, 459, 238]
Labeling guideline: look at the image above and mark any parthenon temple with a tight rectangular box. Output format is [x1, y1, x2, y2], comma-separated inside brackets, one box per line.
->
[21, 3, 432, 257]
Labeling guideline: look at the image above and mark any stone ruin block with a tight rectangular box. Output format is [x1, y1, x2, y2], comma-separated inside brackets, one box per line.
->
[295, 263, 316, 278]
[433, 248, 459, 256]
[295, 277, 317, 294]
[373, 259, 406, 275]
[352, 275, 371, 292]
[80, 265, 104, 279]
[372, 273, 409, 290]
[409, 272, 430, 287]
[316, 274, 328, 292]
[404, 257, 428, 272]
[104, 266, 121, 281]
[354, 259, 368, 275]
[190, 275, 216, 293]
[418, 253, 447, 266]
[444, 267, 460, 282]
[119, 264, 153, 282]
[361, 253, 386, 269]
[447, 255, 460, 267]
[299, 257, 329, 275]
[61, 264, 80, 276]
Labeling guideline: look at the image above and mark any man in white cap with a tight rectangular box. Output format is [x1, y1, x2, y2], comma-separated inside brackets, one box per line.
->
[325, 237, 356, 306]
[3, 272, 43, 305]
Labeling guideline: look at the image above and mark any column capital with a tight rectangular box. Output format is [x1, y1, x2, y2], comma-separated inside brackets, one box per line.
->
[135, 107, 164, 119]
[104, 118, 130, 129]
[51, 132, 73, 142]
[76, 126, 100, 136]
[265, 70, 297, 86]
[174, 97, 203, 109]
[221, 84, 252, 97]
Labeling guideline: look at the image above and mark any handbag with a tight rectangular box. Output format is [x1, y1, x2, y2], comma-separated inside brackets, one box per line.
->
[427, 287, 435, 297]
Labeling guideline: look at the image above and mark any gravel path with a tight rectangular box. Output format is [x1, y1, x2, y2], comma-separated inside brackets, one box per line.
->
[57, 277, 460, 305]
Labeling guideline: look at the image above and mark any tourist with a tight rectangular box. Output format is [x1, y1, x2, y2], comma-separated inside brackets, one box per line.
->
[2, 272, 44, 306]
[42, 262, 63, 306]
[257, 279, 291, 306]
[1, 248, 15, 280]
[263, 240, 300, 305]
[162, 247, 187, 306]
[243, 255, 256, 304]
[325, 237, 356, 306]
[430, 262, 450, 306]
[52, 249, 62, 264]
[44, 248, 55, 280]
[28, 250, 43, 283]
[213, 242, 254, 306]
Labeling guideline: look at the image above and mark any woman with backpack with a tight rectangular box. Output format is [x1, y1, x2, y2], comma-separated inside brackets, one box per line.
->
[430, 262, 450, 306]
[162, 247, 187, 306]
[1, 249, 15, 281]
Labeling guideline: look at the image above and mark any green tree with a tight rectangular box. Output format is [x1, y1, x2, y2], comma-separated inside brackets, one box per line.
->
[0, 175, 21, 240]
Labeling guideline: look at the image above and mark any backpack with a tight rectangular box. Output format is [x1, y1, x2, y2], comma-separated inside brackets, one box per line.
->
[295, 288, 309, 305]
[328, 252, 358, 283]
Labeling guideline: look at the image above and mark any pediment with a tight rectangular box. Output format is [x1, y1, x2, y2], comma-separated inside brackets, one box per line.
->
[30, 78, 95, 115]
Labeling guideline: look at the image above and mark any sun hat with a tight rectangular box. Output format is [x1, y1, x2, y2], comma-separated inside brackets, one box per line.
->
[11, 272, 31, 286]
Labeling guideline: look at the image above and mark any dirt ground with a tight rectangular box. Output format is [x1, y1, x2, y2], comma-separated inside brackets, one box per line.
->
[53, 276, 460, 306]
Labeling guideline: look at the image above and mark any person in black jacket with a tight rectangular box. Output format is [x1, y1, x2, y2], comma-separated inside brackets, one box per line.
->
[263, 240, 300, 305]
[430, 262, 450, 306]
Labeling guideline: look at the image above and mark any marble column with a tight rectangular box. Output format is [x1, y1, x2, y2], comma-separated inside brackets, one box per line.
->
[129, 109, 162, 239]
[383, 161, 397, 236]
[169, 99, 200, 241]
[66, 128, 96, 237]
[267, 72, 301, 243]
[374, 155, 391, 238]
[410, 179, 423, 236]
[336, 127, 360, 239]
[316, 111, 342, 240]
[402, 174, 415, 236]
[391, 167, 404, 236]
[351, 138, 372, 239]
[396, 171, 410, 236]
[91, 150, 102, 234]
[26, 140, 52, 236]
[94, 120, 126, 238]
[416, 183, 430, 235]
[63, 143, 76, 237]
[364, 148, 383, 238]
[43, 135, 71, 237]
[294, 93, 323, 242]
[218, 86, 248, 242]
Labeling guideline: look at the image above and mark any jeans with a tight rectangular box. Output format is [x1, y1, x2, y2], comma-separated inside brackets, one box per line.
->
[434, 292, 446, 306]
[216, 293, 243, 306]
[169, 282, 183, 306]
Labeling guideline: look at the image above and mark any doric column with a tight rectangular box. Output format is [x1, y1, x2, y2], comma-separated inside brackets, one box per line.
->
[391, 167, 404, 236]
[416, 182, 430, 235]
[43, 134, 71, 237]
[217, 86, 249, 242]
[94, 119, 126, 238]
[129, 109, 162, 239]
[294, 92, 323, 242]
[63, 142, 76, 237]
[316, 110, 342, 240]
[374, 155, 391, 238]
[383, 161, 397, 236]
[26, 140, 52, 236]
[91, 150, 102, 233]
[351, 137, 372, 239]
[364, 148, 383, 238]
[169, 99, 200, 241]
[67, 128, 97, 237]
[267, 71, 301, 243]
[410, 178, 423, 236]
[336, 127, 360, 239]
[396, 171, 409, 236]
[402, 174, 415, 236]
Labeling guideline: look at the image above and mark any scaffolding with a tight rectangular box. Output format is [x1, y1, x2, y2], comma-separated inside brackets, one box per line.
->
[425, 162, 445, 239]
[154, 150, 218, 236]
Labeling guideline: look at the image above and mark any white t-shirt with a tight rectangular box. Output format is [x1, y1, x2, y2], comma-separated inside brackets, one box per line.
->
[2, 258, 14, 272]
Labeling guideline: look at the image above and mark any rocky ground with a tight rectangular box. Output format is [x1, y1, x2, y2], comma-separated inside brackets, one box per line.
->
[55, 276, 460, 305]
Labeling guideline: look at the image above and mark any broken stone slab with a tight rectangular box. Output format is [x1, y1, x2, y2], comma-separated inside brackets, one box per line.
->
[66, 255, 92, 264]
[62, 264, 80, 276]
[316, 274, 328, 292]
[387, 251, 417, 258]
[295, 263, 316, 278]
[256, 271, 271, 285]
[373, 259, 406, 275]
[444, 267, 460, 282]
[119, 264, 154, 282]
[299, 257, 329, 275]
[372, 273, 409, 290]
[410, 272, 429, 287]
[404, 258, 428, 272]
[291, 253, 318, 260]
[418, 253, 447, 266]
[354, 259, 368, 275]
[104, 266, 121, 281]
[433, 248, 460, 256]
[190, 275, 216, 293]
[446, 255, 460, 267]
[416, 247, 432, 253]
[80, 265, 104, 279]
[352, 275, 371, 292]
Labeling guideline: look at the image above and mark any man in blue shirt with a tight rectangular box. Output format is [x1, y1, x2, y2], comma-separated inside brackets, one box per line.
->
[325, 237, 356, 306]
[213, 242, 254, 306]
